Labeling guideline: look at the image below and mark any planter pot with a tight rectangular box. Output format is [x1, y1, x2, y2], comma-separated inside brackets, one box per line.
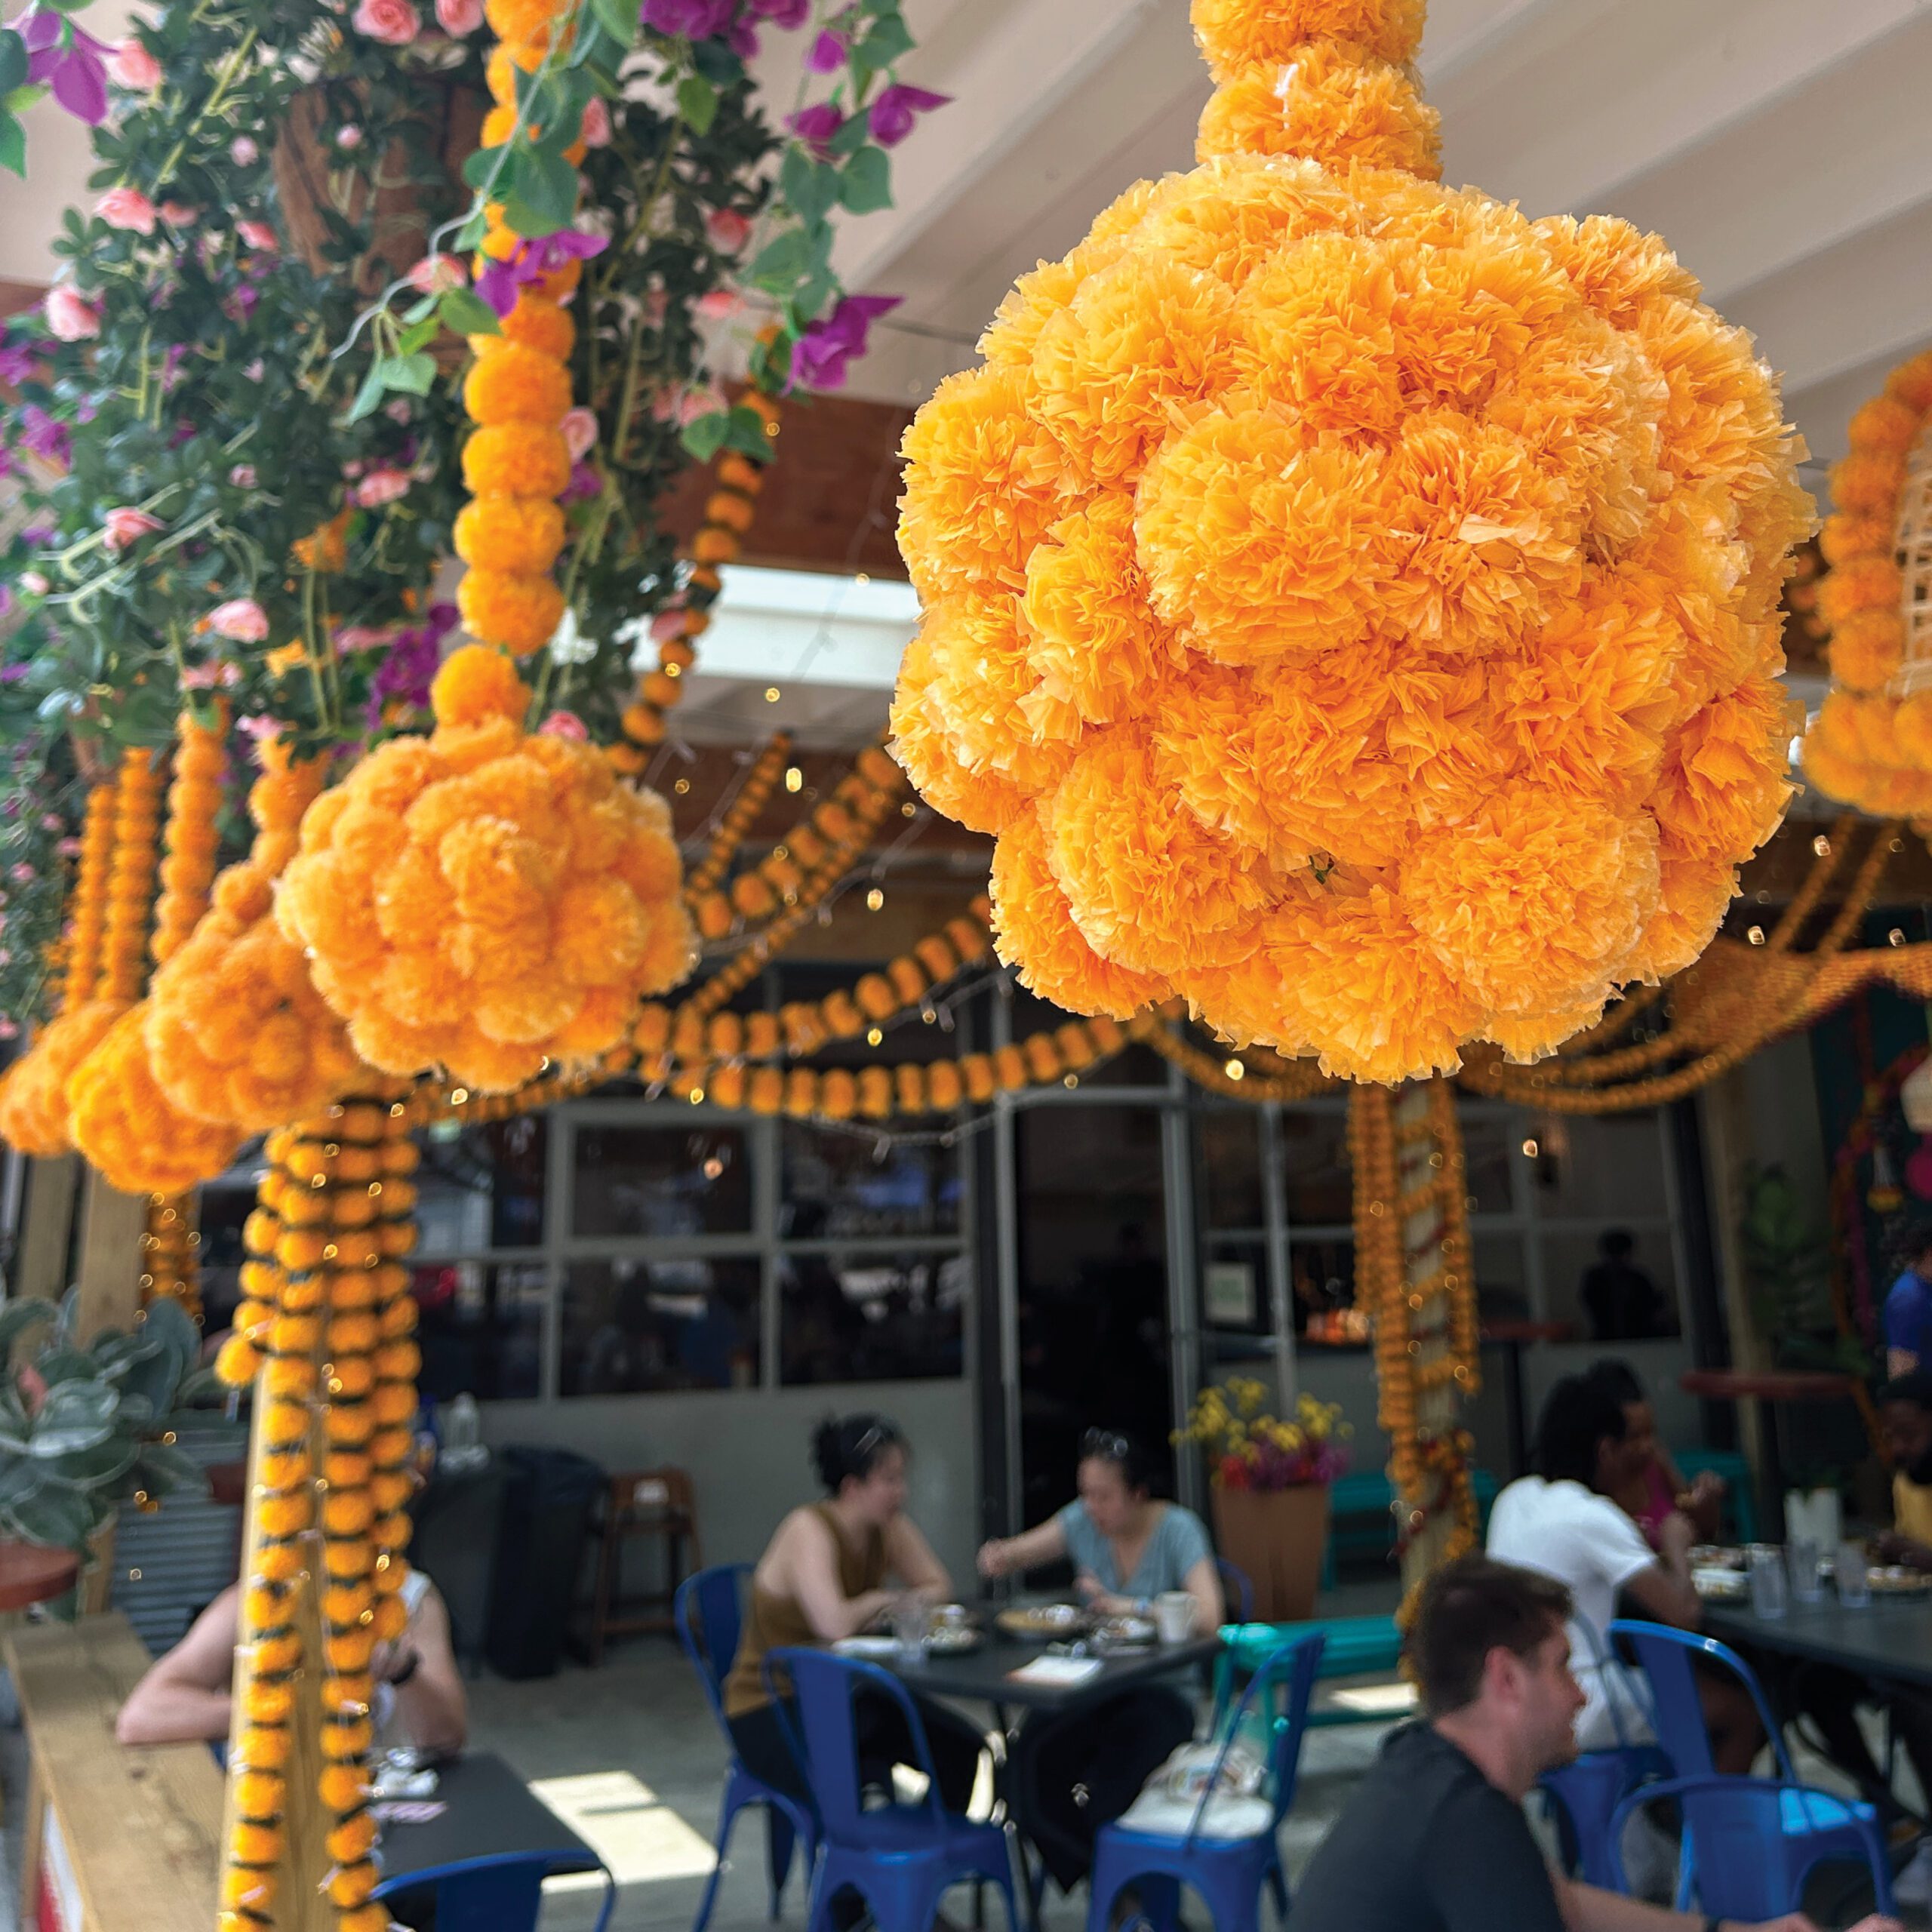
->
[1211, 1481, 1330, 1624]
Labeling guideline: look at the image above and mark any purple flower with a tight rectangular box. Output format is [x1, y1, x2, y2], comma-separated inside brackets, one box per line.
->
[365, 604, 459, 728]
[0, 340, 38, 387]
[639, 0, 735, 36]
[18, 524, 54, 549]
[805, 27, 848, 71]
[788, 102, 844, 160]
[475, 229, 610, 318]
[20, 9, 112, 125]
[559, 460, 601, 506]
[790, 293, 900, 390]
[17, 407, 69, 469]
[868, 84, 949, 148]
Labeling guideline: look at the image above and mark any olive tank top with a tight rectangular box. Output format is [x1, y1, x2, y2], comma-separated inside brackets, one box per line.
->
[722, 1503, 886, 1718]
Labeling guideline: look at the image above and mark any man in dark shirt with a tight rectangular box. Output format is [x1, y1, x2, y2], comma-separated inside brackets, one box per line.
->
[1286, 1555, 1898, 1932]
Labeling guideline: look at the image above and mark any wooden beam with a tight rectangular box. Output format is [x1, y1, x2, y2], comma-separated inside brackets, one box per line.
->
[71, 1176, 147, 1344]
[15, 1157, 79, 1303]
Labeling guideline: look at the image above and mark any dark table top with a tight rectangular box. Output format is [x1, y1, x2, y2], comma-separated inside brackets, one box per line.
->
[1703, 1592, 1932, 1688]
[877, 1626, 1222, 1713]
[372, 1749, 605, 1896]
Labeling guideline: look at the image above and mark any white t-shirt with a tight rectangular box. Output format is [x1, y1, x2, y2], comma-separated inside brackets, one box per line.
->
[1486, 1475, 1658, 1749]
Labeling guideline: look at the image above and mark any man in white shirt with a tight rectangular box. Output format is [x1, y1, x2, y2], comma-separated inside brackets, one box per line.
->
[1487, 1374, 1759, 1774]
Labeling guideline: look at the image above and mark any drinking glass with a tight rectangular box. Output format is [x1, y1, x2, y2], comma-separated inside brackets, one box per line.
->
[1749, 1543, 1788, 1618]
[892, 1593, 931, 1662]
[1788, 1537, 1825, 1604]
[1836, 1543, 1872, 1609]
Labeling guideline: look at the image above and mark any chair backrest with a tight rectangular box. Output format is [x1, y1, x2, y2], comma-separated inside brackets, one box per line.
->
[766, 1647, 945, 1841]
[1568, 1613, 1654, 1752]
[1215, 1557, 1255, 1624]
[675, 1562, 752, 1734]
[1607, 1620, 1793, 1782]
[380, 1848, 614, 1932]
[1189, 1631, 1326, 1846]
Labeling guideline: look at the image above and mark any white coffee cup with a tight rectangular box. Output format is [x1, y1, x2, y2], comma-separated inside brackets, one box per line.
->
[1155, 1591, 1195, 1644]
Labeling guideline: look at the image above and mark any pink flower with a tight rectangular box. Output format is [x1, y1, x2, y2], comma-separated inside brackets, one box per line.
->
[354, 468, 411, 508]
[18, 573, 48, 596]
[384, 398, 414, 424]
[561, 407, 598, 462]
[180, 662, 243, 690]
[238, 716, 283, 750]
[106, 39, 163, 91]
[202, 597, 269, 643]
[539, 710, 588, 741]
[236, 220, 278, 252]
[102, 507, 165, 554]
[405, 252, 465, 295]
[44, 287, 100, 342]
[705, 207, 752, 254]
[580, 97, 611, 148]
[95, 186, 155, 235]
[336, 124, 365, 151]
[352, 0, 421, 44]
[9, 864, 30, 884]
[230, 136, 258, 166]
[649, 606, 688, 642]
[229, 464, 257, 488]
[695, 288, 746, 322]
[675, 382, 728, 426]
[158, 202, 198, 226]
[435, 0, 484, 31]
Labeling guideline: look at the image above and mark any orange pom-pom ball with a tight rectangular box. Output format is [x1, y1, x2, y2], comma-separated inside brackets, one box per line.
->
[319, 1764, 366, 1811]
[67, 1002, 244, 1193]
[327, 1814, 378, 1864]
[464, 340, 572, 425]
[500, 296, 576, 360]
[454, 495, 567, 576]
[462, 423, 571, 498]
[457, 567, 566, 656]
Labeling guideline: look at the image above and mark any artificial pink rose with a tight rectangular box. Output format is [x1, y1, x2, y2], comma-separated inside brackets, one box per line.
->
[705, 207, 752, 254]
[236, 220, 278, 252]
[229, 464, 257, 488]
[95, 187, 156, 235]
[336, 124, 365, 151]
[203, 597, 269, 643]
[18, 573, 48, 596]
[354, 468, 412, 509]
[102, 507, 165, 554]
[405, 252, 465, 294]
[352, 0, 420, 45]
[230, 137, 259, 166]
[238, 715, 283, 749]
[696, 288, 746, 321]
[435, 0, 484, 32]
[539, 710, 588, 741]
[580, 97, 611, 148]
[384, 398, 414, 424]
[180, 662, 242, 690]
[158, 202, 198, 226]
[560, 406, 598, 462]
[106, 39, 163, 91]
[44, 287, 100, 342]
[649, 606, 688, 642]
[677, 383, 727, 426]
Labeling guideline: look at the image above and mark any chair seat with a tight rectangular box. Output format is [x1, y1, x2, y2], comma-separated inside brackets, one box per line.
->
[1777, 1788, 1876, 1834]
[831, 1806, 1005, 1860]
[1113, 1792, 1276, 1842]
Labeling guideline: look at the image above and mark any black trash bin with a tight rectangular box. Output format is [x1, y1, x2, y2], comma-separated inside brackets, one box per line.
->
[484, 1446, 605, 1679]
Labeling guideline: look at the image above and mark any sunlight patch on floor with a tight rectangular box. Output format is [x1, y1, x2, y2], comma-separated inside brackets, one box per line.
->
[531, 1769, 721, 1890]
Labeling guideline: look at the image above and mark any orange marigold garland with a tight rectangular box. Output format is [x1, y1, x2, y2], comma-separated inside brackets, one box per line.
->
[141, 1192, 203, 1321]
[152, 706, 228, 964]
[278, 647, 694, 1092]
[891, 0, 1811, 1084]
[682, 733, 794, 902]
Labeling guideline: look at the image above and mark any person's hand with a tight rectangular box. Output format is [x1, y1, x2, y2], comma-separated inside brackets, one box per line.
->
[977, 1539, 1011, 1580]
[1874, 1531, 1932, 1571]
[1073, 1570, 1106, 1604]
[1840, 1917, 1903, 1932]
[1737, 1914, 1820, 1931]
[1659, 1509, 1698, 1558]
[1690, 1469, 1726, 1503]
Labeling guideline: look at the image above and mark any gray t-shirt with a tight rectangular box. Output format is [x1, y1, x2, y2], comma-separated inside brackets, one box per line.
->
[1055, 1499, 1212, 1599]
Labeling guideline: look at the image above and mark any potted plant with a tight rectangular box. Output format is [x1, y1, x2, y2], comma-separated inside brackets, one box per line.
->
[1180, 1378, 1348, 1623]
[0, 1290, 208, 1611]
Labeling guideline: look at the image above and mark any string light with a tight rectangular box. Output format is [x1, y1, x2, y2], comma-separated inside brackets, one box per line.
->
[866, 886, 884, 912]
[784, 766, 803, 792]
[764, 686, 781, 703]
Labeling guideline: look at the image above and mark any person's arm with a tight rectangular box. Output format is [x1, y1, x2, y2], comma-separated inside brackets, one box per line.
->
[1557, 1871, 1897, 1932]
[383, 1586, 467, 1756]
[977, 1516, 1068, 1580]
[1618, 1512, 1703, 1629]
[1180, 1552, 1223, 1632]
[115, 1589, 241, 1746]
[883, 1511, 951, 1599]
[785, 1512, 897, 1641]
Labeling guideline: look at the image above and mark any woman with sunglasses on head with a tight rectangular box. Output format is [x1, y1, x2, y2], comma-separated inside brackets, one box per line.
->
[724, 1412, 989, 1823]
[977, 1428, 1223, 1894]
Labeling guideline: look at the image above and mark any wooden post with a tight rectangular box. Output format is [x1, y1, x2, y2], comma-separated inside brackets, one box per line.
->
[14, 1156, 79, 1301]
[71, 1174, 148, 1342]
[1396, 1084, 1457, 1594]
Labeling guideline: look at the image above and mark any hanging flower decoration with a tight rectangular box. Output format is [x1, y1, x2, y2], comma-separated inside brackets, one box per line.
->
[890, 0, 1811, 1084]
[1800, 349, 1932, 818]
[276, 647, 695, 1093]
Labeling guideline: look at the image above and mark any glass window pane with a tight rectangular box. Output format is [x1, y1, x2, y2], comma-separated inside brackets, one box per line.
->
[571, 1124, 752, 1238]
[1547, 1226, 1681, 1340]
[1204, 1235, 1271, 1347]
[417, 1116, 549, 1251]
[1531, 1114, 1669, 1223]
[1291, 1234, 1366, 1347]
[780, 1123, 961, 1240]
[1457, 1109, 1518, 1217]
[414, 1261, 546, 1401]
[1281, 1109, 1352, 1225]
[1199, 1110, 1264, 1231]
[558, 1257, 761, 1394]
[1473, 1230, 1532, 1324]
[779, 1250, 968, 1385]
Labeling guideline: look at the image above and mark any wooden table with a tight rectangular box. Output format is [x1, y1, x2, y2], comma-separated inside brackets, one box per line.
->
[1679, 1368, 1859, 1541]
[6, 1612, 221, 1932]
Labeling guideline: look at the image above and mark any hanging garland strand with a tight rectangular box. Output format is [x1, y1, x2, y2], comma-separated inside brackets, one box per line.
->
[62, 781, 117, 1009]
[98, 746, 166, 1005]
[682, 733, 795, 902]
[140, 1192, 202, 1321]
[152, 705, 228, 967]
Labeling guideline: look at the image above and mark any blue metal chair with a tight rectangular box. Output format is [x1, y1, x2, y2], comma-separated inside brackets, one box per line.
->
[1535, 1617, 1672, 1888]
[1091, 1631, 1326, 1932]
[766, 1646, 1017, 1932]
[371, 1847, 616, 1932]
[675, 1565, 818, 1931]
[1216, 1558, 1255, 1623]
[1606, 1620, 1895, 1918]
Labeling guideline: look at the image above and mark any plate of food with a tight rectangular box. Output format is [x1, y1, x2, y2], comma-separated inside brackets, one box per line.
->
[1866, 1566, 1932, 1598]
[1692, 1565, 1749, 1601]
[1688, 1546, 1746, 1571]
[1092, 1614, 1157, 1647]
[925, 1624, 982, 1655]
[995, 1602, 1087, 1639]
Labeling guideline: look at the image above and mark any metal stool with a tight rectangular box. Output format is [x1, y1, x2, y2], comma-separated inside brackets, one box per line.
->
[585, 1467, 701, 1664]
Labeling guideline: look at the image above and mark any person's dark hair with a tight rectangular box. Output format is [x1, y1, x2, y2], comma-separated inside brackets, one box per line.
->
[1406, 1554, 1574, 1718]
[1586, 1358, 1646, 1408]
[1533, 1374, 1629, 1488]
[1599, 1229, 1635, 1261]
[1893, 1219, 1932, 1272]
[1878, 1371, 1932, 1416]
[1078, 1426, 1154, 1492]
[811, 1413, 906, 1493]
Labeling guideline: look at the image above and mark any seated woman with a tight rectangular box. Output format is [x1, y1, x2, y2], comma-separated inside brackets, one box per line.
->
[1589, 1358, 1725, 1549]
[723, 1413, 989, 1817]
[977, 1429, 1223, 1895]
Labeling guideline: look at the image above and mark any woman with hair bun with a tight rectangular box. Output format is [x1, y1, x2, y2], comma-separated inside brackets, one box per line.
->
[723, 1412, 988, 1817]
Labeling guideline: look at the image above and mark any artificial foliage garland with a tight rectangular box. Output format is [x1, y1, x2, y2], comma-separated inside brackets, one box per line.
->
[890, 0, 1810, 1084]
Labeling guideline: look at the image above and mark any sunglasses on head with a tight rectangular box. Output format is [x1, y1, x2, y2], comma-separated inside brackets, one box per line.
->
[1081, 1429, 1132, 1462]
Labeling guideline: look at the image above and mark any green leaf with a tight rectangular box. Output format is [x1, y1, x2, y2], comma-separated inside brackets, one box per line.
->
[0, 1300, 57, 1358]
[677, 73, 718, 137]
[512, 143, 579, 229]
[42, 1437, 137, 1491]
[857, 11, 914, 66]
[0, 115, 17, 184]
[133, 1441, 206, 1497]
[397, 315, 440, 357]
[344, 365, 389, 426]
[2, 1481, 94, 1553]
[780, 146, 840, 228]
[721, 405, 771, 460]
[690, 38, 743, 88]
[172, 1368, 227, 1408]
[374, 352, 437, 397]
[463, 145, 505, 189]
[840, 145, 892, 214]
[34, 1349, 96, 1387]
[827, 109, 872, 158]
[439, 288, 502, 338]
[453, 205, 491, 253]
[401, 294, 437, 325]
[26, 1420, 114, 1460]
[589, 0, 636, 50]
[0, 32, 25, 99]
[678, 410, 732, 463]
[748, 228, 811, 294]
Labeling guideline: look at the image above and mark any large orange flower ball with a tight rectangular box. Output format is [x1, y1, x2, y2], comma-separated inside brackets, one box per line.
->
[891, 0, 1810, 1082]
[276, 647, 695, 1091]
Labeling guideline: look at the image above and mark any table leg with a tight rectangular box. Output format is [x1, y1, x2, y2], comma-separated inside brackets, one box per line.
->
[1501, 1342, 1527, 1479]
[1758, 1399, 1786, 1543]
